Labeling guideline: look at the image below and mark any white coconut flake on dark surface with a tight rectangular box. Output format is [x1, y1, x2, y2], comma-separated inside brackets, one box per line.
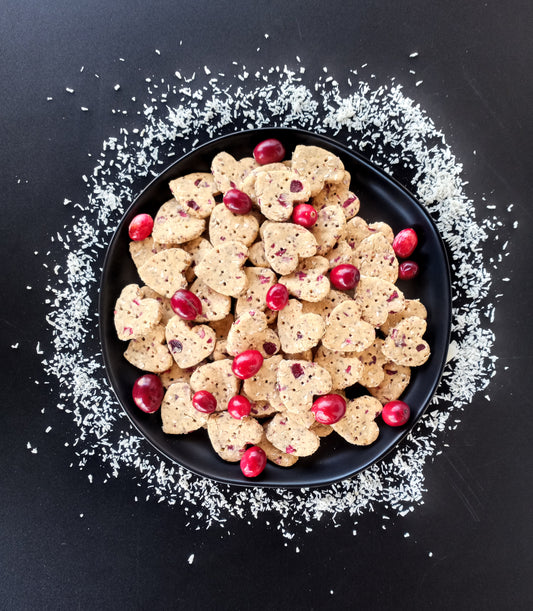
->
[39, 61, 512, 536]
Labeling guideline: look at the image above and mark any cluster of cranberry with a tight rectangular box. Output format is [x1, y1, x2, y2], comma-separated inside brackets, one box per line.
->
[126, 138, 417, 478]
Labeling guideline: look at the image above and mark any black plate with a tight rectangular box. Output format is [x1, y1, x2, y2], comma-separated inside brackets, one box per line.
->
[99, 127, 451, 488]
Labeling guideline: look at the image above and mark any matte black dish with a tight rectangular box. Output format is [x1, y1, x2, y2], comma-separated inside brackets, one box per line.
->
[99, 128, 451, 488]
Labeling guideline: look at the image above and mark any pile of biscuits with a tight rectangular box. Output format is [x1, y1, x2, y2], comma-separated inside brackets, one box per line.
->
[113, 142, 430, 469]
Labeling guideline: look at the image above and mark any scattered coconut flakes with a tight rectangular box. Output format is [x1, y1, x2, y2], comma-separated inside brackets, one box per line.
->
[39, 60, 512, 539]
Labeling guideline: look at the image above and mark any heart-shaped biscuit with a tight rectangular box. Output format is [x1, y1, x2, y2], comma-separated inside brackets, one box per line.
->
[265, 412, 320, 457]
[226, 310, 280, 358]
[129, 237, 173, 273]
[368, 361, 411, 404]
[312, 170, 360, 219]
[152, 198, 206, 244]
[209, 203, 259, 247]
[353, 338, 388, 387]
[354, 232, 398, 283]
[310, 205, 347, 256]
[277, 360, 332, 413]
[247, 241, 269, 268]
[277, 299, 325, 353]
[211, 152, 258, 193]
[325, 240, 354, 269]
[381, 316, 431, 367]
[354, 275, 405, 327]
[165, 315, 216, 368]
[345, 216, 394, 251]
[235, 267, 277, 316]
[243, 354, 284, 407]
[123, 324, 173, 373]
[314, 345, 364, 390]
[257, 430, 299, 467]
[182, 237, 214, 283]
[207, 411, 263, 462]
[169, 172, 220, 219]
[331, 395, 383, 446]
[138, 248, 192, 298]
[279, 256, 331, 303]
[114, 283, 162, 340]
[380, 299, 428, 335]
[254, 169, 312, 221]
[194, 240, 249, 298]
[322, 300, 376, 353]
[261, 221, 317, 275]
[291, 145, 345, 197]
[190, 359, 240, 412]
[161, 381, 209, 435]
[189, 277, 232, 322]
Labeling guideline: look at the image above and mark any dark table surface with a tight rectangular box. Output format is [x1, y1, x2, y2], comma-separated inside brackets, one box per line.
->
[2, 1, 532, 609]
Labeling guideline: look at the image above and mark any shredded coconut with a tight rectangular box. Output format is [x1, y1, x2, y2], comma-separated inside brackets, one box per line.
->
[39, 61, 512, 538]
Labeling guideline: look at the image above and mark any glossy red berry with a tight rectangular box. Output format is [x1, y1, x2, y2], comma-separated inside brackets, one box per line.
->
[228, 395, 252, 419]
[382, 400, 410, 426]
[240, 446, 267, 477]
[128, 213, 154, 241]
[132, 374, 164, 413]
[253, 138, 285, 165]
[311, 394, 347, 425]
[170, 289, 203, 320]
[292, 203, 318, 228]
[398, 260, 419, 280]
[265, 283, 289, 311]
[330, 264, 360, 290]
[223, 188, 253, 215]
[232, 350, 264, 379]
[392, 228, 418, 258]
[192, 390, 217, 414]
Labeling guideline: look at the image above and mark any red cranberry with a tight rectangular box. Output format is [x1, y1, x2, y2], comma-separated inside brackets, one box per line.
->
[132, 374, 164, 413]
[398, 260, 419, 280]
[292, 203, 318, 228]
[128, 213, 154, 241]
[311, 394, 346, 425]
[223, 188, 253, 215]
[265, 283, 289, 311]
[392, 228, 418, 258]
[253, 138, 285, 165]
[232, 350, 264, 379]
[192, 390, 217, 414]
[228, 395, 251, 419]
[170, 289, 203, 320]
[330, 264, 360, 290]
[382, 400, 410, 426]
[240, 445, 267, 477]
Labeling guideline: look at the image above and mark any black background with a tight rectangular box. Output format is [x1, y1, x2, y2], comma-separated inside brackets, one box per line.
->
[2, 1, 532, 609]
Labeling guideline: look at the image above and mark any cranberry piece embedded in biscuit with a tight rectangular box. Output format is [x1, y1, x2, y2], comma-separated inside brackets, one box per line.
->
[223, 188, 253, 215]
[265, 283, 289, 311]
[132, 374, 164, 413]
[170, 289, 203, 320]
[392, 228, 418, 258]
[398, 260, 419, 280]
[192, 390, 217, 414]
[228, 395, 252, 419]
[330, 264, 360, 290]
[382, 400, 410, 426]
[232, 350, 264, 379]
[240, 446, 267, 477]
[292, 203, 318, 228]
[128, 213, 154, 241]
[311, 394, 346, 425]
[253, 138, 285, 165]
